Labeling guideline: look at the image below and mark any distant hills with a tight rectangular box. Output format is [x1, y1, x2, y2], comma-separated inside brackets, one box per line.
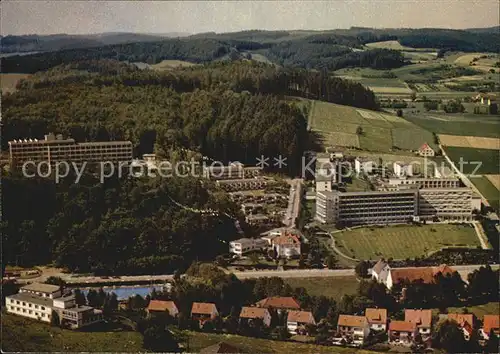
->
[0, 32, 190, 54]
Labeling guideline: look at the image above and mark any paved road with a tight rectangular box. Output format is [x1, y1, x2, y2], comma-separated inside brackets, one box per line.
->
[20, 264, 497, 285]
[282, 178, 303, 227]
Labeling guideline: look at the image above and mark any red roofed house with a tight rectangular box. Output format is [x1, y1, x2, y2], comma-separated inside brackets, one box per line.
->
[271, 232, 301, 258]
[405, 309, 432, 339]
[384, 264, 455, 290]
[481, 315, 500, 340]
[286, 310, 316, 335]
[255, 296, 301, 313]
[337, 315, 370, 346]
[191, 302, 219, 325]
[365, 308, 388, 332]
[239, 306, 272, 327]
[389, 320, 417, 345]
[146, 300, 179, 318]
[440, 313, 474, 341]
[417, 143, 435, 157]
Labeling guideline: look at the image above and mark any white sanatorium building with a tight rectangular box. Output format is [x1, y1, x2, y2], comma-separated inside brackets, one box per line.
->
[316, 187, 480, 225]
[5, 283, 103, 329]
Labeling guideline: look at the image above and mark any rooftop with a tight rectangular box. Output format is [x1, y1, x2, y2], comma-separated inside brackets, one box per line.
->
[338, 314, 367, 327]
[147, 300, 178, 313]
[389, 320, 416, 332]
[366, 308, 388, 324]
[256, 297, 301, 310]
[21, 283, 60, 294]
[239, 306, 269, 320]
[7, 292, 54, 307]
[191, 302, 218, 315]
[483, 315, 500, 334]
[199, 342, 243, 354]
[405, 309, 432, 328]
[287, 310, 315, 324]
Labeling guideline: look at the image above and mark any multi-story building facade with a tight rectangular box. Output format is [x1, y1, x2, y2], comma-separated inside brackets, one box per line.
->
[381, 177, 461, 190]
[8, 133, 133, 168]
[216, 178, 268, 192]
[5, 283, 103, 329]
[316, 190, 418, 226]
[203, 163, 261, 180]
[418, 188, 474, 221]
[317, 187, 477, 225]
[337, 315, 370, 346]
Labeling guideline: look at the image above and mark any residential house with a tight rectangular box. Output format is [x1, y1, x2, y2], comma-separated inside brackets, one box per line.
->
[393, 162, 413, 177]
[146, 300, 179, 318]
[439, 313, 474, 340]
[271, 232, 301, 258]
[229, 238, 268, 256]
[354, 158, 375, 175]
[256, 297, 301, 313]
[417, 143, 435, 157]
[286, 310, 316, 335]
[388, 320, 417, 346]
[239, 306, 272, 327]
[377, 264, 455, 290]
[365, 308, 388, 332]
[337, 315, 370, 346]
[481, 315, 500, 340]
[191, 302, 218, 325]
[405, 309, 432, 340]
[371, 259, 391, 287]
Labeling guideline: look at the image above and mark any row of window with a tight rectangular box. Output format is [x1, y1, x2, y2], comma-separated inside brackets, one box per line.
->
[7, 306, 50, 318]
[9, 298, 47, 310]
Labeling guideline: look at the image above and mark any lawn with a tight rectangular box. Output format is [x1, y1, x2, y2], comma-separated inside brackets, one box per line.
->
[1, 313, 143, 352]
[185, 331, 373, 353]
[308, 100, 437, 152]
[470, 176, 500, 212]
[444, 147, 500, 175]
[432, 302, 500, 319]
[284, 276, 359, 301]
[332, 224, 480, 260]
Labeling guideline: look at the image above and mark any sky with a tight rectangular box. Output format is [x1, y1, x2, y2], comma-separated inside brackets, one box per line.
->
[2, 0, 499, 36]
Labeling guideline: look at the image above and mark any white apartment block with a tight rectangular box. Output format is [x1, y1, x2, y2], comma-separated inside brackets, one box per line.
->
[393, 162, 413, 177]
[9, 133, 133, 168]
[6, 283, 103, 329]
[381, 177, 461, 190]
[317, 187, 476, 225]
[316, 190, 418, 226]
[229, 238, 268, 256]
[203, 163, 261, 180]
[354, 158, 376, 174]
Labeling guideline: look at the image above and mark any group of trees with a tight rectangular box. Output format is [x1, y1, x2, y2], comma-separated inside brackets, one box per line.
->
[2, 173, 240, 274]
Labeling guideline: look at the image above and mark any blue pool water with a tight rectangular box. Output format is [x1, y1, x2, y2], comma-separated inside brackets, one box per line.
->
[80, 285, 164, 300]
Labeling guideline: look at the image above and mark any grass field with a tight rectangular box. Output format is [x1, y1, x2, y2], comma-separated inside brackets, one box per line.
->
[444, 147, 500, 175]
[0, 73, 30, 93]
[150, 60, 198, 70]
[403, 113, 500, 138]
[2, 314, 143, 352]
[433, 302, 500, 319]
[486, 175, 500, 190]
[332, 224, 480, 260]
[308, 100, 438, 152]
[186, 331, 372, 353]
[439, 134, 500, 150]
[284, 276, 359, 300]
[470, 176, 500, 212]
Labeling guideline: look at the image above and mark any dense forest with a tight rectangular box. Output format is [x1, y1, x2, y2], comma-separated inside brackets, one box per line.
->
[2, 173, 241, 274]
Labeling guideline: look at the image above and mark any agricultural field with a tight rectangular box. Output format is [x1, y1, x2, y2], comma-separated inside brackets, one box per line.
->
[470, 176, 500, 212]
[0, 73, 30, 94]
[453, 53, 499, 73]
[403, 113, 500, 138]
[284, 276, 359, 300]
[433, 302, 500, 319]
[332, 224, 480, 260]
[444, 147, 500, 175]
[186, 331, 372, 353]
[439, 134, 500, 150]
[150, 59, 198, 70]
[308, 100, 438, 152]
[338, 76, 412, 94]
[2, 314, 143, 352]
[486, 174, 500, 190]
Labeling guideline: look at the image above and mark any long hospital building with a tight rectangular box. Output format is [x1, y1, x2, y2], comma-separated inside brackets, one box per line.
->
[8, 133, 133, 168]
[316, 187, 481, 226]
